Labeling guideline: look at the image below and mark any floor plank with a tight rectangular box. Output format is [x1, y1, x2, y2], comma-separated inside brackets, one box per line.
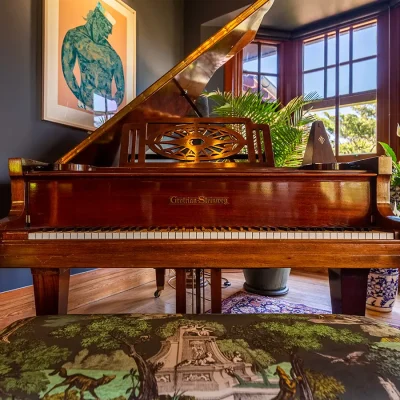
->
[0, 269, 399, 330]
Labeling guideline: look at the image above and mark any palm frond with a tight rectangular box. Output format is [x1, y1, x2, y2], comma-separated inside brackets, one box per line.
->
[203, 90, 316, 167]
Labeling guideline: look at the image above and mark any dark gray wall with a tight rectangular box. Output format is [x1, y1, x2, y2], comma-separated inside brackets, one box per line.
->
[0, 0, 183, 292]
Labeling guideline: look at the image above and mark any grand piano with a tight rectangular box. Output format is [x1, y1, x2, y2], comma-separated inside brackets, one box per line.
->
[1, 0, 399, 317]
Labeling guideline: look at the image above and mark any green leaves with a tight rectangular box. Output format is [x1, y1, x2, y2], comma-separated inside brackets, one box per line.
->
[203, 90, 318, 167]
[379, 142, 400, 187]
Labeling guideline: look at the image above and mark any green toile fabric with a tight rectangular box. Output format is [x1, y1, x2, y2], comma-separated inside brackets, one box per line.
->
[0, 314, 399, 399]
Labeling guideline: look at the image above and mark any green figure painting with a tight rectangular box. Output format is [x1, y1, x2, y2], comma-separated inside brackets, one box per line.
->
[61, 2, 125, 113]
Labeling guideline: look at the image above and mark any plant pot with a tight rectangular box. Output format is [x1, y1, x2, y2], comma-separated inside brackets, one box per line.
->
[366, 268, 399, 313]
[243, 268, 291, 296]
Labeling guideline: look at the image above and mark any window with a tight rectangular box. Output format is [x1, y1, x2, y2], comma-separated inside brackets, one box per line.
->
[303, 21, 377, 157]
[242, 42, 278, 101]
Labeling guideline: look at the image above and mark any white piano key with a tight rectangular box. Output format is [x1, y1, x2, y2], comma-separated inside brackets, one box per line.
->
[344, 232, 352, 240]
[43, 233, 50, 240]
[28, 232, 35, 240]
[225, 232, 232, 239]
[253, 232, 260, 239]
[99, 232, 106, 239]
[231, 232, 239, 239]
[176, 232, 183, 239]
[154, 232, 162, 239]
[182, 232, 190, 239]
[211, 232, 218, 239]
[323, 232, 331, 240]
[168, 232, 176, 239]
[190, 232, 197, 240]
[78, 233, 85, 240]
[366, 232, 373, 239]
[111, 232, 119, 239]
[372, 232, 380, 240]
[294, 232, 303, 239]
[387, 232, 395, 239]
[147, 232, 155, 239]
[85, 232, 92, 239]
[351, 232, 359, 239]
[260, 232, 267, 239]
[245, 232, 253, 239]
[287, 232, 295, 240]
[357, 232, 366, 240]
[162, 232, 169, 239]
[197, 232, 204, 239]
[337, 232, 344, 239]
[119, 233, 127, 239]
[302, 232, 310, 239]
[316, 232, 323, 240]
[273, 232, 281, 239]
[56, 232, 64, 240]
[238, 232, 246, 239]
[281, 232, 288, 239]
[106, 233, 113, 240]
[267, 232, 274, 239]
[134, 232, 141, 239]
[330, 232, 338, 240]
[309, 232, 316, 240]
[92, 233, 99, 239]
[204, 232, 211, 239]
[379, 232, 387, 239]
[218, 232, 225, 239]
[140, 232, 148, 239]
[49, 232, 57, 239]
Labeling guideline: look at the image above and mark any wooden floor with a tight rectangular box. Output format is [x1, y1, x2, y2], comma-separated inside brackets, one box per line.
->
[0, 269, 399, 330]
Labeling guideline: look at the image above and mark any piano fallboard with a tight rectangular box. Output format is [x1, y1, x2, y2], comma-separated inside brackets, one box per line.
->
[24, 168, 375, 228]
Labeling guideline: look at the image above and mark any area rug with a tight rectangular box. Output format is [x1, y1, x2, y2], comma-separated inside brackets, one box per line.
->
[220, 291, 331, 314]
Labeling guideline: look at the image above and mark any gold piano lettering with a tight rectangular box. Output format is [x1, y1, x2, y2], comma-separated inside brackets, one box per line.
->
[169, 196, 229, 205]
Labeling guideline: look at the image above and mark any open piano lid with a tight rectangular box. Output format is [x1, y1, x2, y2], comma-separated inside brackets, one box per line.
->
[57, 0, 274, 166]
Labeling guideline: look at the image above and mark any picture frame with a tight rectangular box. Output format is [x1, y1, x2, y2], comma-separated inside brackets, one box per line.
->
[43, 0, 136, 131]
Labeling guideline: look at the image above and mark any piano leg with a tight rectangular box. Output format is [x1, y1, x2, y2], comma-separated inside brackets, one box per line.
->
[154, 268, 165, 298]
[175, 269, 187, 313]
[328, 268, 369, 316]
[31, 268, 70, 315]
[211, 269, 222, 313]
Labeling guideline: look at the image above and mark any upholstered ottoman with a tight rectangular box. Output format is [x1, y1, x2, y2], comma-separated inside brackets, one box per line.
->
[0, 314, 399, 399]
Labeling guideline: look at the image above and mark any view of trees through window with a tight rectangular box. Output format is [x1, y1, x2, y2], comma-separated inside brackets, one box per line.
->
[242, 42, 278, 101]
[303, 21, 377, 157]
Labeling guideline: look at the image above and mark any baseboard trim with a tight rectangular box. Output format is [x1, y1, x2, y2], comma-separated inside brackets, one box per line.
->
[0, 268, 156, 329]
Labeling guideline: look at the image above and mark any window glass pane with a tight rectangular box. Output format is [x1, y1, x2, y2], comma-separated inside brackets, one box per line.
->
[327, 67, 336, 97]
[304, 70, 324, 97]
[242, 73, 259, 94]
[339, 30, 349, 63]
[353, 24, 377, 60]
[260, 45, 277, 74]
[260, 75, 277, 101]
[304, 37, 324, 71]
[339, 64, 349, 95]
[312, 108, 336, 151]
[327, 34, 336, 66]
[339, 102, 377, 155]
[243, 43, 258, 72]
[352, 59, 377, 93]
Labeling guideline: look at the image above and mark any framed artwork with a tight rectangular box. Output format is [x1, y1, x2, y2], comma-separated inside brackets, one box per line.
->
[43, 0, 136, 131]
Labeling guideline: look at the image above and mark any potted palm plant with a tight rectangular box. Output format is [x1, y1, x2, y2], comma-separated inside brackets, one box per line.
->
[203, 90, 318, 296]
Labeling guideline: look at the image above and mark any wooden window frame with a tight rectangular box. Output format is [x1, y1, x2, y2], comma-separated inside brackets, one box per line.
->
[301, 20, 381, 161]
[224, 9, 393, 161]
[224, 39, 282, 98]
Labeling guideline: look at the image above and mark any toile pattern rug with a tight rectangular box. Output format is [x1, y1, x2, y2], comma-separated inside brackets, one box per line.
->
[220, 291, 331, 314]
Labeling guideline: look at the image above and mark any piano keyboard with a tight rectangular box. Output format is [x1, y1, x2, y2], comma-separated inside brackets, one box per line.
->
[27, 227, 395, 240]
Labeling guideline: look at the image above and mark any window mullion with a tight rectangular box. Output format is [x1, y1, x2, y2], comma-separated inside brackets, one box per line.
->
[335, 29, 340, 158]
[258, 43, 261, 93]
[324, 35, 328, 98]
[349, 27, 354, 95]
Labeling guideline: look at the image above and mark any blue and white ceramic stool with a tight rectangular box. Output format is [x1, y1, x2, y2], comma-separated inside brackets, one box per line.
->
[366, 268, 399, 312]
